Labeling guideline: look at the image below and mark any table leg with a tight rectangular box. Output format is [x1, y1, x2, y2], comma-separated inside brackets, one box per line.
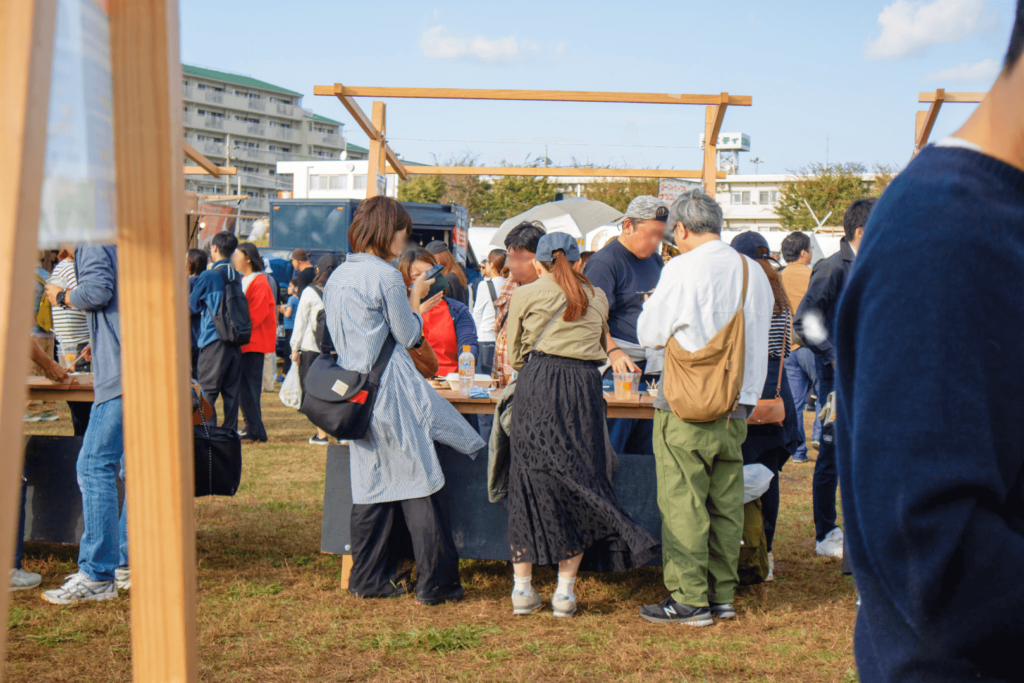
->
[340, 554, 353, 591]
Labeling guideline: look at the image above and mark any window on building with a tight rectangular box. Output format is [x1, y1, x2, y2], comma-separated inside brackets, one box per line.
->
[353, 175, 367, 190]
[770, 190, 779, 204]
[197, 83, 223, 92]
[197, 83, 206, 90]
[742, 191, 750, 205]
[329, 175, 348, 190]
[308, 175, 319, 191]
[234, 115, 261, 124]
[731, 192, 741, 205]
[759, 191, 768, 205]
[308, 122, 313, 132]
[243, 166, 259, 173]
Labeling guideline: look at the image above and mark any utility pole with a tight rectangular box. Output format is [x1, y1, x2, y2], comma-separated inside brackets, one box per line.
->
[225, 133, 231, 196]
[749, 157, 763, 174]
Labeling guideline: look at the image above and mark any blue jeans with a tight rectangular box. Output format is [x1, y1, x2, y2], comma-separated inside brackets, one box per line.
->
[785, 347, 820, 459]
[812, 365, 838, 542]
[76, 397, 128, 582]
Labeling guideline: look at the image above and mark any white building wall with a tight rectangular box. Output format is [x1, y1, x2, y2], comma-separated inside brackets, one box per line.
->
[275, 160, 399, 200]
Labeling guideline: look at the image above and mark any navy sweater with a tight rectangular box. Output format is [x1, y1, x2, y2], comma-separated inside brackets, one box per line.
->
[836, 145, 1024, 682]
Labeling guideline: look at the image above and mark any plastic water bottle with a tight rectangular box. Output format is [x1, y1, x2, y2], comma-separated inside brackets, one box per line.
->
[458, 345, 475, 397]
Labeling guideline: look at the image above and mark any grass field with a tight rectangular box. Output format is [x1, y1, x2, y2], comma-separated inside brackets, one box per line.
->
[9, 394, 857, 682]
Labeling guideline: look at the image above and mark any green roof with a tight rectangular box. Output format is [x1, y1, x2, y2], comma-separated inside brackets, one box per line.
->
[182, 64, 302, 97]
[308, 113, 342, 125]
[346, 143, 369, 153]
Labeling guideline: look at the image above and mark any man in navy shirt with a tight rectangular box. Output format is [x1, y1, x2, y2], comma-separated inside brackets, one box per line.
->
[190, 232, 243, 431]
[584, 195, 666, 455]
[836, 5, 1024, 680]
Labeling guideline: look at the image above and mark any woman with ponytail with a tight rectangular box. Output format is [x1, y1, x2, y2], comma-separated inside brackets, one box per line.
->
[504, 232, 659, 619]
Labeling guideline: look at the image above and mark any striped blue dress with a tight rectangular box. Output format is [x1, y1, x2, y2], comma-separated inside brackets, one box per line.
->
[322, 253, 485, 505]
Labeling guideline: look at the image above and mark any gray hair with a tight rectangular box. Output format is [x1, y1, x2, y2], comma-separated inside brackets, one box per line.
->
[667, 189, 723, 236]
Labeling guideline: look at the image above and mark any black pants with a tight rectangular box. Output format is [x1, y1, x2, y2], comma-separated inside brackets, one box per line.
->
[349, 490, 464, 604]
[813, 365, 838, 542]
[197, 340, 242, 432]
[280, 328, 294, 375]
[238, 352, 267, 441]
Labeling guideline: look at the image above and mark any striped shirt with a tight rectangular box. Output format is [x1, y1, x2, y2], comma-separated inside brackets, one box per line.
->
[322, 253, 485, 505]
[51, 259, 90, 345]
[768, 309, 792, 359]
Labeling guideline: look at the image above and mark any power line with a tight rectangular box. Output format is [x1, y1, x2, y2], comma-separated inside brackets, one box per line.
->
[387, 136, 701, 150]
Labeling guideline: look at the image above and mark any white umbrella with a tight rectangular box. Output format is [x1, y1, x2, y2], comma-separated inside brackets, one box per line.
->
[489, 198, 624, 248]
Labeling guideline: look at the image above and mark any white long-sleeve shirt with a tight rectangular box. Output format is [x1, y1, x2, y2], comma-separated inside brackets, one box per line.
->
[472, 276, 505, 343]
[637, 239, 773, 408]
[290, 285, 324, 353]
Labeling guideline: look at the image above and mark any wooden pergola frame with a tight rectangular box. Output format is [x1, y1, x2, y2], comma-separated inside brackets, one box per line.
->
[3, 1, 197, 681]
[914, 89, 985, 154]
[313, 84, 752, 198]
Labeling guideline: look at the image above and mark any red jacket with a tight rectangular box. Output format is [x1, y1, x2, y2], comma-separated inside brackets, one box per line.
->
[241, 273, 276, 354]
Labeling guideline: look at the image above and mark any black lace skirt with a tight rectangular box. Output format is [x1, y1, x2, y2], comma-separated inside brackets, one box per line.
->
[508, 352, 660, 571]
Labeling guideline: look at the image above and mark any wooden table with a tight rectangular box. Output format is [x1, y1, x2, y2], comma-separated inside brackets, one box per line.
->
[435, 387, 657, 419]
[26, 376, 95, 403]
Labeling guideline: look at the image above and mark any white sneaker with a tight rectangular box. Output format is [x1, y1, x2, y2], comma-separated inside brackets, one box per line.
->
[10, 568, 41, 591]
[765, 551, 775, 582]
[115, 568, 130, 591]
[41, 572, 117, 605]
[815, 527, 844, 559]
[511, 588, 543, 616]
[552, 593, 577, 618]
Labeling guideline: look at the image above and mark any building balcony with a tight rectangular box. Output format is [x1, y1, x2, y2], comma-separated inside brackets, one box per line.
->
[304, 130, 345, 149]
[239, 197, 270, 214]
[184, 87, 304, 120]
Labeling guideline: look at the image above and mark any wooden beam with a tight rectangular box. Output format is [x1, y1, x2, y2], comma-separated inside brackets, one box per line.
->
[703, 106, 720, 198]
[314, 84, 753, 107]
[198, 194, 249, 202]
[366, 101, 386, 199]
[182, 142, 220, 178]
[0, 1, 56, 677]
[384, 145, 407, 181]
[918, 91, 984, 103]
[184, 165, 236, 175]
[110, 0, 198, 681]
[708, 93, 729, 144]
[915, 88, 945, 151]
[388, 166, 722, 179]
[328, 83, 380, 141]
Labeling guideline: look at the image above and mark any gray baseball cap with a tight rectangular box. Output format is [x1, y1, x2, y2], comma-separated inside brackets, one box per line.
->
[624, 195, 670, 222]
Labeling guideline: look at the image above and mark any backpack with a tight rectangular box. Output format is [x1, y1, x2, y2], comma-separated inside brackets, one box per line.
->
[35, 275, 53, 333]
[212, 267, 252, 346]
[311, 285, 335, 356]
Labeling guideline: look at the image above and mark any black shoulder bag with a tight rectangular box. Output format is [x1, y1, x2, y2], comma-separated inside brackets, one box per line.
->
[299, 333, 397, 440]
[192, 387, 242, 497]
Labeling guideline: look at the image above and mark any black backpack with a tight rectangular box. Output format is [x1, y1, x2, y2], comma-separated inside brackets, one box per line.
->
[311, 285, 335, 356]
[213, 267, 252, 346]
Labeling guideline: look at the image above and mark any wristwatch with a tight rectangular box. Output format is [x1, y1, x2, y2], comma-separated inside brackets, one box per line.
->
[56, 289, 68, 309]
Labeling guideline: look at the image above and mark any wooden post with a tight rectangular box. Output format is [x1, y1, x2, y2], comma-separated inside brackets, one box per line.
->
[915, 88, 945, 153]
[703, 106, 719, 198]
[365, 101, 386, 199]
[0, 1, 56, 677]
[109, 1, 198, 681]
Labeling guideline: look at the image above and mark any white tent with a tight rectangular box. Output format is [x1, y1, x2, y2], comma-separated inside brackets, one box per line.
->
[469, 227, 500, 260]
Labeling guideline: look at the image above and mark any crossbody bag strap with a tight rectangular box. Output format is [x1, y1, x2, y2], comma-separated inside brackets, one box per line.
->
[738, 254, 749, 315]
[486, 279, 498, 303]
[534, 301, 568, 350]
[775, 310, 789, 398]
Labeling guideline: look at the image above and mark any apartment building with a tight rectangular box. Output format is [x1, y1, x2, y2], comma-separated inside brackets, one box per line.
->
[182, 64, 347, 232]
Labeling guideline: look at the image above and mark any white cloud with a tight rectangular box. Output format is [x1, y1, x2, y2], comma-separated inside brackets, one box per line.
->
[925, 57, 1000, 81]
[419, 25, 542, 63]
[865, 0, 998, 60]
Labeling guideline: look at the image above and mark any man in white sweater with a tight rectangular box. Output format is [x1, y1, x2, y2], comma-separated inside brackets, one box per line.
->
[636, 190, 773, 626]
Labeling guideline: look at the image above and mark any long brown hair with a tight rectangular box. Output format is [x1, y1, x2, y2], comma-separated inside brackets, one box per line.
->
[538, 251, 594, 322]
[757, 260, 789, 316]
[433, 248, 468, 289]
[349, 196, 412, 259]
[396, 247, 436, 288]
[487, 249, 508, 277]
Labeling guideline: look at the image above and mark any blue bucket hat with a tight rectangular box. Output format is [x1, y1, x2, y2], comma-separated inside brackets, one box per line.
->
[730, 231, 772, 260]
[536, 232, 581, 262]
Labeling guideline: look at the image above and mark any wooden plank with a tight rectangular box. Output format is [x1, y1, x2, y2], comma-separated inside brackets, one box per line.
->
[183, 165, 236, 175]
[109, 1, 198, 681]
[198, 194, 249, 201]
[915, 111, 927, 146]
[366, 101, 386, 199]
[384, 144, 407, 181]
[328, 83, 380, 141]
[0, 1, 57, 676]
[703, 106, 719, 198]
[915, 89, 945, 151]
[314, 84, 752, 107]
[387, 166, 722, 179]
[918, 91, 984, 103]
[708, 93, 729, 144]
[182, 142, 220, 178]
[340, 555, 353, 590]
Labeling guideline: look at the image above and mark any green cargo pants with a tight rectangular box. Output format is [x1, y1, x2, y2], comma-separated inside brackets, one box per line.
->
[653, 409, 746, 607]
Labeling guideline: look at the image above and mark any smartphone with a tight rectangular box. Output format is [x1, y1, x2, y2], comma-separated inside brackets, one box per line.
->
[426, 272, 449, 300]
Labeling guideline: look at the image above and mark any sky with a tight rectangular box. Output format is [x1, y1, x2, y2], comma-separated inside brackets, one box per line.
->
[180, 0, 1017, 175]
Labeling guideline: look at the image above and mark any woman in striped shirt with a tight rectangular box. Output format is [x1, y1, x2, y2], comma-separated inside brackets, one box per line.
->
[322, 197, 485, 606]
[51, 249, 90, 369]
[730, 233, 804, 581]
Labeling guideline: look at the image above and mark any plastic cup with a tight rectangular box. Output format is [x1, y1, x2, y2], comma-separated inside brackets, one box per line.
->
[613, 372, 640, 400]
[58, 343, 78, 371]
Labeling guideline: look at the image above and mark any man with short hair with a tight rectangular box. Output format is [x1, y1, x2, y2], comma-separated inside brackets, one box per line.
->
[636, 190, 773, 626]
[779, 232, 817, 463]
[41, 246, 129, 603]
[584, 196, 667, 455]
[837, 7, 1024, 678]
[795, 198, 877, 559]
[290, 248, 315, 295]
[492, 222, 545, 378]
[190, 232, 244, 430]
